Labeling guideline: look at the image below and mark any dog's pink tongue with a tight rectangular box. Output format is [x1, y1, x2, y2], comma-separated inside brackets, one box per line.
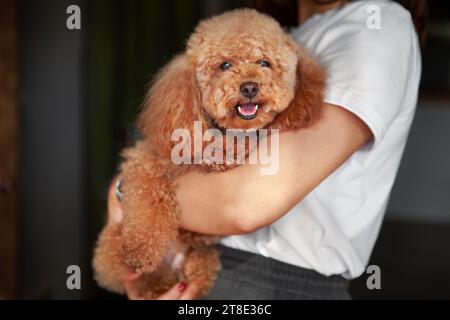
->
[240, 103, 257, 115]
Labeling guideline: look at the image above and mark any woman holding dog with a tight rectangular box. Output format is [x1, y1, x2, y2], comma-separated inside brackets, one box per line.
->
[108, 0, 426, 299]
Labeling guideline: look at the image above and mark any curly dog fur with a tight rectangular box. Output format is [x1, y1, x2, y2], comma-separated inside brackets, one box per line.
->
[93, 8, 326, 299]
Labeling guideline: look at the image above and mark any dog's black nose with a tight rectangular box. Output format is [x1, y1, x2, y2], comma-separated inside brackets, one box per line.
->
[240, 82, 259, 98]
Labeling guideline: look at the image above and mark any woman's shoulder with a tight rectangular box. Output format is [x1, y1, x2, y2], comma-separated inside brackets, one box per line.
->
[347, 0, 416, 33]
[291, 1, 422, 148]
[346, 0, 412, 17]
[330, 0, 413, 27]
[292, 0, 417, 49]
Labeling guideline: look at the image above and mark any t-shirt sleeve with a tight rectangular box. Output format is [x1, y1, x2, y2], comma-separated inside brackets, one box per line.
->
[316, 2, 420, 146]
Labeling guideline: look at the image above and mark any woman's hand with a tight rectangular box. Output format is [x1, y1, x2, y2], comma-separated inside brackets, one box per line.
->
[121, 271, 201, 300]
[122, 272, 202, 300]
[107, 177, 201, 300]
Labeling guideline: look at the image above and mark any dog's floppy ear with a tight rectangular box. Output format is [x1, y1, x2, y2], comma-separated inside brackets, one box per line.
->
[137, 54, 202, 155]
[273, 47, 326, 130]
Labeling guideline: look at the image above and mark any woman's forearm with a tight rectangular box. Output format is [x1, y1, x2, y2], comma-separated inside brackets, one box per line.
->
[175, 104, 373, 236]
[174, 133, 314, 235]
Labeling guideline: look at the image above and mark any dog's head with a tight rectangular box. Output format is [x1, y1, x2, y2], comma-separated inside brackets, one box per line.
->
[186, 9, 302, 130]
[138, 9, 324, 153]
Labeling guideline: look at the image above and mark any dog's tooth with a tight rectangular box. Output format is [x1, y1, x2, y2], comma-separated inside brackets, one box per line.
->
[237, 106, 242, 113]
[255, 105, 259, 110]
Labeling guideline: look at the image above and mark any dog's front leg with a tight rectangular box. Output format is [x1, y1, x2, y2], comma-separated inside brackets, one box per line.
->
[119, 150, 180, 274]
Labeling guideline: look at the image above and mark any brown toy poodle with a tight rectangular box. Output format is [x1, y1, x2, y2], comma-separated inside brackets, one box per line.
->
[93, 8, 325, 299]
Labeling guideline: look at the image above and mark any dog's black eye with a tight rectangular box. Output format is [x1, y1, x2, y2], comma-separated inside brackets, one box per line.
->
[259, 60, 271, 68]
[220, 61, 232, 71]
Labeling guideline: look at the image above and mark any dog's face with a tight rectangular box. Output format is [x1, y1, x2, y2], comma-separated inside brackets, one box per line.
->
[187, 10, 299, 130]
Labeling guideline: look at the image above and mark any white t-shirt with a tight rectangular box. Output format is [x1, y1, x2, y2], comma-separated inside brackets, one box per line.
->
[220, 0, 421, 279]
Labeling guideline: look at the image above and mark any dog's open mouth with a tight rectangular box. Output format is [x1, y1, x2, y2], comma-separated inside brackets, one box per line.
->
[236, 103, 258, 120]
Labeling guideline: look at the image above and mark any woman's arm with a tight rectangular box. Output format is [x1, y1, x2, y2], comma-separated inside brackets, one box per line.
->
[175, 103, 373, 235]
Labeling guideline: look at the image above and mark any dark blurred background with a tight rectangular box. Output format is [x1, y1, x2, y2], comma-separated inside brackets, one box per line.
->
[0, 0, 449, 299]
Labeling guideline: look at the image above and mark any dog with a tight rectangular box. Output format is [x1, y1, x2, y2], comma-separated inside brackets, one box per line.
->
[93, 8, 325, 299]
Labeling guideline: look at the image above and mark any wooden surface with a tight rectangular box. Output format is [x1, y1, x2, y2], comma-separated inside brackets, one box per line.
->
[0, 0, 18, 299]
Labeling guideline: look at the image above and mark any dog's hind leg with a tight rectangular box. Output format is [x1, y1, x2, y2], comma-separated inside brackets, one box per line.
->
[92, 223, 129, 294]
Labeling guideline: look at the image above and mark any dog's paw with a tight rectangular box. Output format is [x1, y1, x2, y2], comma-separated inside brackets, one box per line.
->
[121, 224, 178, 273]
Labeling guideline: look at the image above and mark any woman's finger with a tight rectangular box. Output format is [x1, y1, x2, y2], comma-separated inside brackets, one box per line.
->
[179, 281, 201, 300]
[122, 271, 144, 300]
[122, 271, 142, 282]
[157, 282, 188, 300]
[123, 278, 144, 300]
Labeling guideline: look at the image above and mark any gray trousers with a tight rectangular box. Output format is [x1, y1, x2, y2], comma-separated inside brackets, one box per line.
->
[204, 245, 351, 300]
